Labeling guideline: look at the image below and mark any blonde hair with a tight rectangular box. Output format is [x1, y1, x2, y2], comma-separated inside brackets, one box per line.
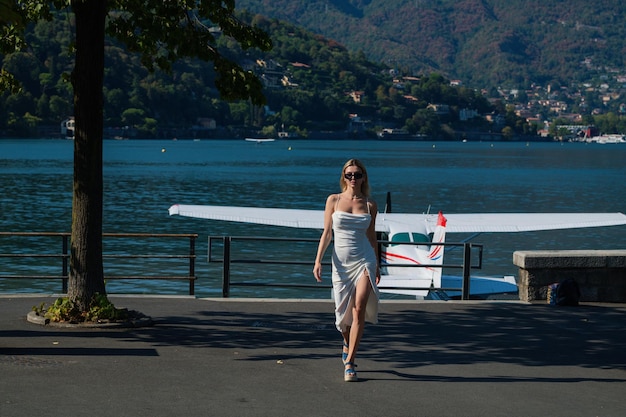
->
[339, 158, 371, 197]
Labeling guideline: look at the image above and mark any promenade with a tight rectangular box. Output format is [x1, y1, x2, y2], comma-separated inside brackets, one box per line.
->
[1, 295, 624, 417]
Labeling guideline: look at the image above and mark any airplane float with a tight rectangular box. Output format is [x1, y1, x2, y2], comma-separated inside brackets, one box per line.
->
[168, 201, 626, 299]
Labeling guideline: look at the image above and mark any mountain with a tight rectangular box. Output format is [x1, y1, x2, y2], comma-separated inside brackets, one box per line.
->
[4, 4, 624, 139]
[2, 10, 499, 139]
[236, 0, 626, 89]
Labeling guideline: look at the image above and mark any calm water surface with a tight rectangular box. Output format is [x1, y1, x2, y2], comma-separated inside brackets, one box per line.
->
[1, 138, 625, 297]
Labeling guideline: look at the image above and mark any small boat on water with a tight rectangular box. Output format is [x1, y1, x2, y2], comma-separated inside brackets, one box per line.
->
[377, 128, 411, 139]
[245, 138, 276, 143]
[585, 134, 626, 144]
[60, 117, 74, 139]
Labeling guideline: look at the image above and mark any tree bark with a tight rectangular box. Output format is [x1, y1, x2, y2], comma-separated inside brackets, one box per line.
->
[67, 0, 107, 310]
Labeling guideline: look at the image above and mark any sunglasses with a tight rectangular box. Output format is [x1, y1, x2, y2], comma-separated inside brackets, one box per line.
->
[344, 172, 364, 180]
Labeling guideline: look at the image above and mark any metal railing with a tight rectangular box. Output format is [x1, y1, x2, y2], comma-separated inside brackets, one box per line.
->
[208, 236, 324, 297]
[208, 235, 483, 299]
[0, 232, 198, 295]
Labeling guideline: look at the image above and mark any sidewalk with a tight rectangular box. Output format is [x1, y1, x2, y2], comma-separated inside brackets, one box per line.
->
[1, 295, 625, 417]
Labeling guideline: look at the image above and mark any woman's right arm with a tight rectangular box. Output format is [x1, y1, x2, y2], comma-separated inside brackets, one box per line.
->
[313, 195, 335, 282]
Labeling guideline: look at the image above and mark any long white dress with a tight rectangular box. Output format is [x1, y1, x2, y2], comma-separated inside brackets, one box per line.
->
[331, 210, 380, 332]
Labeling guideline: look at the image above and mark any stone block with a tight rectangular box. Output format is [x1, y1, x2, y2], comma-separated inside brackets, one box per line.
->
[513, 250, 626, 303]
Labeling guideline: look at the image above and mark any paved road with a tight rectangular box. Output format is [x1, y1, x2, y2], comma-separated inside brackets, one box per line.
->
[1, 295, 625, 417]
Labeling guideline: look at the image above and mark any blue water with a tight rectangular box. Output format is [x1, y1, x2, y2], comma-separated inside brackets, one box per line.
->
[2, 138, 626, 297]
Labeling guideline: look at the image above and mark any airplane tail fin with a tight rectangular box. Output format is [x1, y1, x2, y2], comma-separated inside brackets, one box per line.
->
[384, 191, 392, 213]
[427, 212, 447, 288]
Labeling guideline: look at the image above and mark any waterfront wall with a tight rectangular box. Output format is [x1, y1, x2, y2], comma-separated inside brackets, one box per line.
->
[513, 250, 626, 303]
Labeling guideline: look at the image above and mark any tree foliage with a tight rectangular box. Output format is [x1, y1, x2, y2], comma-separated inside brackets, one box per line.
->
[2, 7, 507, 140]
[1, 0, 273, 311]
[106, 1, 271, 104]
[1, 1, 272, 104]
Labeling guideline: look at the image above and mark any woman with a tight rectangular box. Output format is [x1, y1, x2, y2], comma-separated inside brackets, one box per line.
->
[313, 158, 380, 382]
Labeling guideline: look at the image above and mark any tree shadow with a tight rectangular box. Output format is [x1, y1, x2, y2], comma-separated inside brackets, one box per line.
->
[123, 301, 626, 374]
[364, 303, 626, 371]
[3, 298, 625, 380]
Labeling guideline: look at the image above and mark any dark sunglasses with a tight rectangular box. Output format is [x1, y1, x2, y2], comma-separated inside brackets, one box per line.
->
[344, 172, 364, 180]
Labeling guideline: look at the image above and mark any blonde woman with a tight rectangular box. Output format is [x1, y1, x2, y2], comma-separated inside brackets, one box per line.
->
[313, 158, 380, 382]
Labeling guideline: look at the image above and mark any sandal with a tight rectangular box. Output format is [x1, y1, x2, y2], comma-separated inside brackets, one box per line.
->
[344, 362, 358, 382]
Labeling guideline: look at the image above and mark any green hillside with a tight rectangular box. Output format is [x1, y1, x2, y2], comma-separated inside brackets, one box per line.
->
[1, 10, 502, 139]
[3, 3, 624, 139]
[236, 0, 626, 90]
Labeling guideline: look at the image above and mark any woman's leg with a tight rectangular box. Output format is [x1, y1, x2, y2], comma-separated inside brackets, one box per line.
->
[345, 271, 372, 365]
[341, 330, 350, 362]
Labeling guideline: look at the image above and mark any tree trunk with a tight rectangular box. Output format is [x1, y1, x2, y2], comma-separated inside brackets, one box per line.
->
[67, 0, 107, 311]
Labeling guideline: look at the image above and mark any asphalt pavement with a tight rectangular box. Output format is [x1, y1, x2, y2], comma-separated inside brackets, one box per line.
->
[1, 295, 625, 417]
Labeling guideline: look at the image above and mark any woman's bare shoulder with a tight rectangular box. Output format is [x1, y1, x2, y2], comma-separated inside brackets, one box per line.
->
[324, 193, 340, 209]
[368, 198, 378, 211]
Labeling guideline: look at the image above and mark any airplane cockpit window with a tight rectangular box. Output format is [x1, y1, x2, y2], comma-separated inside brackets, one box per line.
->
[390, 232, 411, 247]
[412, 233, 430, 243]
[385, 232, 430, 247]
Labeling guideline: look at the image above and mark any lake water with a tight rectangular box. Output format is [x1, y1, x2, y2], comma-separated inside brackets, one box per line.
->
[2, 138, 626, 298]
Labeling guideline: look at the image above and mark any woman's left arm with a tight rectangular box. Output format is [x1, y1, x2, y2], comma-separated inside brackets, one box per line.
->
[366, 200, 380, 284]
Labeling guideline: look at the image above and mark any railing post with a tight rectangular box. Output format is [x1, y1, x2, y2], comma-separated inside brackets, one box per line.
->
[222, 236, 231, 298]
[62, 234, 68, 293]
[189, 235, 196, 296]
[461, 243, 472, 300]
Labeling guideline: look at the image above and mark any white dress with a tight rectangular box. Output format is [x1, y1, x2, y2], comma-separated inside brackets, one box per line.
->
[331, 209, 380, 332]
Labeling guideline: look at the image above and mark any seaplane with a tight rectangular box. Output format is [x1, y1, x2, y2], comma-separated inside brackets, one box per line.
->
[168, 199, 626, 299]
[244, 137, 276, 144]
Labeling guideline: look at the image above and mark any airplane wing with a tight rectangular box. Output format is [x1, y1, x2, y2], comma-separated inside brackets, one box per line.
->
[168, 204, 426, 232]
[376, 212, 626, 233]
[442, 212, 626, 233]
[168, 204, 325, 229]
[169, 203, 398, 231]
[169, 204, 626, 233]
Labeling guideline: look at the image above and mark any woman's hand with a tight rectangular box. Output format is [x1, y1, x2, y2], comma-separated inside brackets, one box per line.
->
[313, 262, 323, 282]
